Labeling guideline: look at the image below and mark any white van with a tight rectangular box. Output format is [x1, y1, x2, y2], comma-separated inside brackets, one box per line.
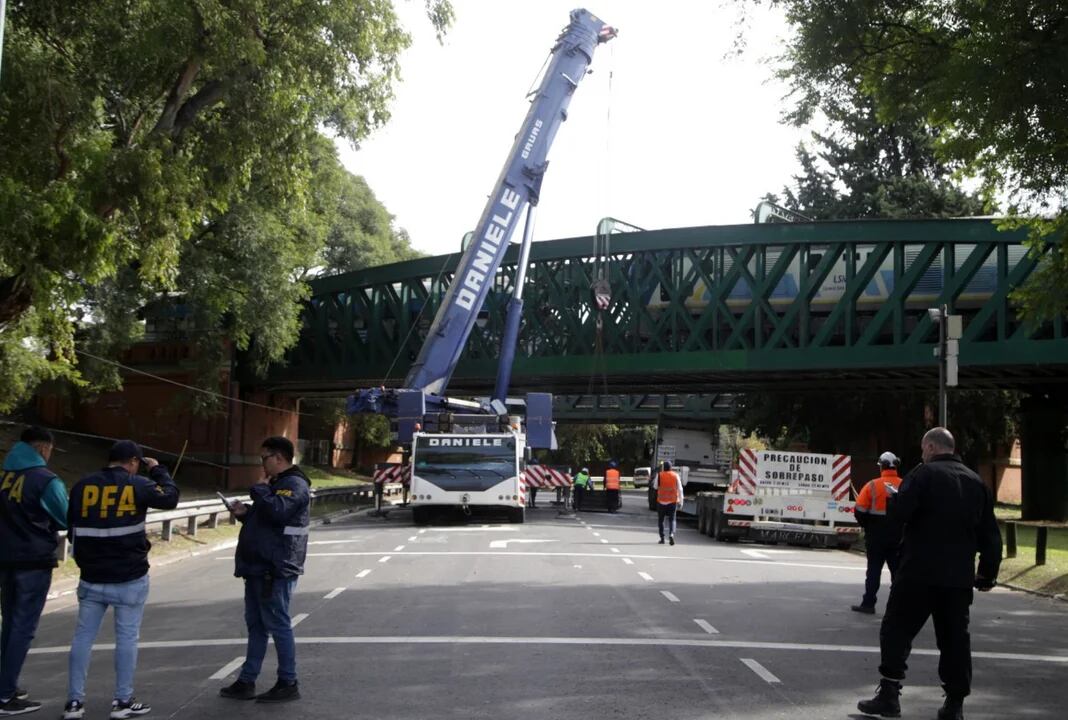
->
[632, 466, 652, 487]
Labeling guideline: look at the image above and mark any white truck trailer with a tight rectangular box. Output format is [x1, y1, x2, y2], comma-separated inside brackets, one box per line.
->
[694, 448, 861, 548]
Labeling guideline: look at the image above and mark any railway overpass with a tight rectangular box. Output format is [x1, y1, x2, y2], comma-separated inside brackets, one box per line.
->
[259, 218, 1067, 519]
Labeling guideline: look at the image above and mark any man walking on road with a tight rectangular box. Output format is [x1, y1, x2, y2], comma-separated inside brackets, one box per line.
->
[851, 451, 903, 614]
[0, 427, 68, 716]
[653, 461, 683, 545]
[220, 437, 310, 704]
[63, 440, 180, 720]
[857, 427, 1001, 720]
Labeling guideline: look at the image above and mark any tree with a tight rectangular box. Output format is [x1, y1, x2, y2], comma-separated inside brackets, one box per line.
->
[741, 75, 1014, 466]
[0, 0, 452, 411]
[756, 0, 1068, 319]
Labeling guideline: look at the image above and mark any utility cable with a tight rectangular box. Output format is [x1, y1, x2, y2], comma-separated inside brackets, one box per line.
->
[73, 348, 314, 417]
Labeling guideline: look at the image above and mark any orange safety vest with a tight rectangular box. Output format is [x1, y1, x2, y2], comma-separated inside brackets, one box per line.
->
[656, 471, 680, 504]
[855, 469, 901, 515]
[604, 468, 620, 490]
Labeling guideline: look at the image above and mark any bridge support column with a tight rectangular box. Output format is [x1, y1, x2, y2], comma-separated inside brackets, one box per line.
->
[1020, 391, 1068, 522]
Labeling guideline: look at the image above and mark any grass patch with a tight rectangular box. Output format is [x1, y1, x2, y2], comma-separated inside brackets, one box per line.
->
[995, 502, 1022, 521]
[997, 520, 1068, 596]
[302, 465, 372, 489]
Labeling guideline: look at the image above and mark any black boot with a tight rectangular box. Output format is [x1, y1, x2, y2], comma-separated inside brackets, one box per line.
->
[857, 678, 901, 717]
[937, 694, 964, 720]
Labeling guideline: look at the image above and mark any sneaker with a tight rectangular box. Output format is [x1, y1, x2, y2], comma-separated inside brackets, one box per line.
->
[109, 698, 151, 719]
[937, 695, 964, 720]
[219, 680, 256, 700]
[856, 678, 901, 717]
[255, 680, 300, 704]
[61, 701, 84, 720]
[12, 692, 26, 702]
[658, 538, 665, 544]
[669, 535, 675, 546]
[0, 697, 41, 715]
[851, 604, 876, 614]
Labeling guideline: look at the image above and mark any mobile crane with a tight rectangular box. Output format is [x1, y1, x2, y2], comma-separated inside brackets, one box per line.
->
[347, 9, 617, 524]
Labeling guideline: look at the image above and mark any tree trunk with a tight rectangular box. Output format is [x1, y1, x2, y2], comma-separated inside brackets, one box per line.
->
[0, 274, 33, 331]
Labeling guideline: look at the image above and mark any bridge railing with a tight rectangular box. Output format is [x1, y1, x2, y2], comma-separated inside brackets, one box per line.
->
[58, 484, 390, 562]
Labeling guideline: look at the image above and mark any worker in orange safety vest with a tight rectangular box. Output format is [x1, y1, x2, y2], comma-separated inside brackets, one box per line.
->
[603, 461, 621, 513]
[851, 451, 903, 614]
[652, 461, 683, 545]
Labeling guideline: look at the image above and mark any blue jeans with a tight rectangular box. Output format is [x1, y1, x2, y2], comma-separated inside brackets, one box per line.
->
[657, 503, 678, 539]
[239, 576, 298, 684]
[67, 575, 150, 703]
[0, 567, 53, 700]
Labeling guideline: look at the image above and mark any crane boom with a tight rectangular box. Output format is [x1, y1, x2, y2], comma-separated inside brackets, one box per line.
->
[404, 9, 616, 395]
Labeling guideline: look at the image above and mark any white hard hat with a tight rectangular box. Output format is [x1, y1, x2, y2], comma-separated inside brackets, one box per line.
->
[878, 451, 900, 467]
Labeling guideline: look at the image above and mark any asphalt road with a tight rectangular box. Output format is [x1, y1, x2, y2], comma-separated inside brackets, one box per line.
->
[24, 492, 1067, 719]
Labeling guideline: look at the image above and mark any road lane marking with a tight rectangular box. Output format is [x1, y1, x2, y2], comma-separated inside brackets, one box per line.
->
[592, 532, 601, 537]
[638, 572, 654, 582]
[741, 658, 781, 684]
[356, 569, 372, 579]
[431, 526, 519, 533]
[489, 539, 554, 549]
[394, 545, 406, 552]
[418, 529, 427, 534]
[324, 587, 346, 600]
[622, 558, 634, 565]
[661, 591, 680, 603]
[209, 656, 245, 680]
[379, 556, 392, 563]
[299, 552, 866, 571]
[49, 637, 1061, 664]
[741, 549, 799, 560]
[291, 614, 309, 628]
[600, 539, 608, 544]
[611, 548, 620, 553]
[408, 536, 417, 542]
[694, 619, 719, 635]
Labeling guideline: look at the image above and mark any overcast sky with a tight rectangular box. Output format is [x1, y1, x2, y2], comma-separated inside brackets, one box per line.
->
[336, 0, 806, 257]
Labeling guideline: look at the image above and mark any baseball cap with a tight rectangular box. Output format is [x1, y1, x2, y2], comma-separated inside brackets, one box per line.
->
[878, 451, 899, 467]
[108, 439, 145, 463]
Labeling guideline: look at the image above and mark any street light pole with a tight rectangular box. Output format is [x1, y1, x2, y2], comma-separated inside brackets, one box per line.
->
[938, 303, 948, 427]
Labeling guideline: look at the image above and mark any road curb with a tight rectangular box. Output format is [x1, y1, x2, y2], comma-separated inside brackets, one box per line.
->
[998, 580, 1067, 603]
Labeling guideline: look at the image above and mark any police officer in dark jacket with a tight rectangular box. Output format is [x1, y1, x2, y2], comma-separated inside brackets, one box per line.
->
[857, 427, 1002, 720]
[219, 436, 310, 704]
[0, 426, 68, 716]
[64, 440, 179, 720]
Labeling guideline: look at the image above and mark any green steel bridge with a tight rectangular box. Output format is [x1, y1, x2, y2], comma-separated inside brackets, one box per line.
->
[266, 218, 1066, 398]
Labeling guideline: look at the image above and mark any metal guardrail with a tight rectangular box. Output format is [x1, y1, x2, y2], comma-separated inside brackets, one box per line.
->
[58, 483, 389, 562]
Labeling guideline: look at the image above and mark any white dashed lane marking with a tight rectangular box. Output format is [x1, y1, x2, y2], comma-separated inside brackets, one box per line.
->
[694, 619, 719, 634]
[394, 545, 406, 552]
[379, 556, 392, 563]
[638, 572, 654, 582]
[660, 591, 680, 603]
[741, 658, 781, 684]
[209, 656, 244, 680]
[324, 587, 346, 600]
[291, 613, 309, 628]
[610, 548, 620, 553]
[622, 558, 634, 565]
[356, 569, 372, 579]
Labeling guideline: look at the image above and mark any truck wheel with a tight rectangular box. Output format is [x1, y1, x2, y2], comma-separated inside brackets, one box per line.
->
[509, 507, 525, 524]
[412, 507, 430, 526]
[711, 509, 726, 541]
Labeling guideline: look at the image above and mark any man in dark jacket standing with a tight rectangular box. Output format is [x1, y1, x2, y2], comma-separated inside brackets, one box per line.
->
[220, 437, 310, 704]
[857, 427, 1002, 720]
[63, 440, 179, 720]
[0, 426, 68, 716]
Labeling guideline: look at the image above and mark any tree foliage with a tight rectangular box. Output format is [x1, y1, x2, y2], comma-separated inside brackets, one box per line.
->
[549, 424, 655, 472]
[0, 0, 450, 411]
[758, 0, 1068, 319]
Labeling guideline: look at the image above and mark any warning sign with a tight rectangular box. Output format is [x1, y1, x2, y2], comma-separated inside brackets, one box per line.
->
[755, 451, 833, 492]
